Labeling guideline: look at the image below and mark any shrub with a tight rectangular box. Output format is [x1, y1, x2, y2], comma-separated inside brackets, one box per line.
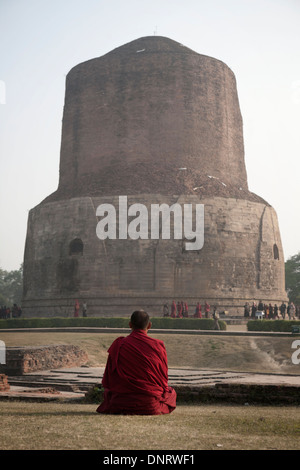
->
[0, 316, 226, 330]
[247, 320, 300, 332]
[151, 317, 226, 330]
[84, 385, 104, 403]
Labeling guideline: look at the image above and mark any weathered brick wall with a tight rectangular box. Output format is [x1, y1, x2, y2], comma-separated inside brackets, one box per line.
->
[0, 374, 10, 391]
[22, 195, 287, 317]
[175, 383, 300, 405]
[51, 36, 247, 201]
[2, 345, 88, 376]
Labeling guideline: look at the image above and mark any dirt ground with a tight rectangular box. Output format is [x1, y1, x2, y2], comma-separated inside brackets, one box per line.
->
[1, 329, 299, 375]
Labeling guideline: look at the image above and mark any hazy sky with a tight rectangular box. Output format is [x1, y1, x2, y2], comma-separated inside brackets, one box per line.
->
[0, 0, 299, 271]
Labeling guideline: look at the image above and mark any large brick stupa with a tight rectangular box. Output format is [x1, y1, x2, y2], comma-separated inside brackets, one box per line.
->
[22, 36, 287, 316]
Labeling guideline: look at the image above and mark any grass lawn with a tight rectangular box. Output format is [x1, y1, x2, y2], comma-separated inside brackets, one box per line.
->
[0, 331, 299, 453]
[0, 401, 299, 450]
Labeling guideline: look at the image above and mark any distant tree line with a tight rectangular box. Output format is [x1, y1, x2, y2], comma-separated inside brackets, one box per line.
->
[0, 264, 23, 306]
[285, 252, 300, 304]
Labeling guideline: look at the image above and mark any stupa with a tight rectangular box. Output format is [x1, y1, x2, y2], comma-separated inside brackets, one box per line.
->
[22, 36, 287, 316]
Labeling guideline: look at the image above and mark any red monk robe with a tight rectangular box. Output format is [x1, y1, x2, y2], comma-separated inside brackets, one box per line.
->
[96, 328, 176, 415]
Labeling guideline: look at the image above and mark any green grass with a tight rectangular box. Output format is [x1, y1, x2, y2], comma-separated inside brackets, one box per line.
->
[0, 401, 299, 450]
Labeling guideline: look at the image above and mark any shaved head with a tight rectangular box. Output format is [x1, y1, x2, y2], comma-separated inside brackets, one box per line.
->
[130, 310, 150, 330]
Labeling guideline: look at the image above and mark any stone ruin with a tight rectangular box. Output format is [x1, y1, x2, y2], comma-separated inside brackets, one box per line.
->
[2, 345, 88, 375]
[22, 36, 287, 317]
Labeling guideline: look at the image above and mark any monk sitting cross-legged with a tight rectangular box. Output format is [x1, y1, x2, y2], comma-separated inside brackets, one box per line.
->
[96, 310, 177, 415]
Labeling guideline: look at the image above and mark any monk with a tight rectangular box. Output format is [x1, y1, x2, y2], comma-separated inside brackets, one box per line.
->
[96, 310, 177, 415]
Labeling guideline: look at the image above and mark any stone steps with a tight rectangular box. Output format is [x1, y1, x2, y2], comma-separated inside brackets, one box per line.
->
[1, 367, 299, 405]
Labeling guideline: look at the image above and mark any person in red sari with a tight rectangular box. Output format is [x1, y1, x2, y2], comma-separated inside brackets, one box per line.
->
[177, 301, 183, 318]
[204, 301, 210, 318]
[194, 302, 202, 318]
[96, 310, 177, 415]
[171, 301, 176, 318]
[184, 302, 189, 317]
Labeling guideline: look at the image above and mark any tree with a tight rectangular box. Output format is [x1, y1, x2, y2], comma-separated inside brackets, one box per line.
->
[0, 264, 23, 306]
[285, 252, 300, 304]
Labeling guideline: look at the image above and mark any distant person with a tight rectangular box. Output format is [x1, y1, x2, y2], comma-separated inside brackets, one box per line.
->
[244, 302, 250, 317]
[162, 304, 169, 317]
[213, 308, 220, 330]
[74, 300, 80, 317]
[280, 302, 286, 319]
[257, 301, 264, 312]
[251, 302, 257, 319]
[183, 302, 189, 317]
[194, 302, 202, 318]
[204, 302, 210, 318]
[289, 302, 296, 320]
[171, 301, 176, 318]
[177, 301, 183, 318]
[82, 302, 88, 317]
[264, 304, 269, 319]
[96, 310, 176, 415]
[268, 304, 273, 319]
[12, 304, 19, 318]
[256, 301, 265, 319]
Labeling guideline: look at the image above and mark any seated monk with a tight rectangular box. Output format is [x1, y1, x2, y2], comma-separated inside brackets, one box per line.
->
[96, 310, 177, 415]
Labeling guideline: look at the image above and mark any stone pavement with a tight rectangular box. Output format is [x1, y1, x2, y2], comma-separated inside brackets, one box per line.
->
[1, 366, 299, 403]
